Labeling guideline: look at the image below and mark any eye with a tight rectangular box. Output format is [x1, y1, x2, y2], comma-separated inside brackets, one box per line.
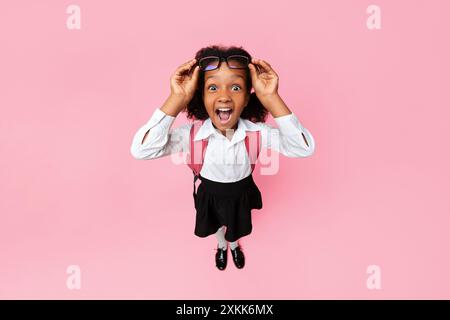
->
[206, 84, 242, 92]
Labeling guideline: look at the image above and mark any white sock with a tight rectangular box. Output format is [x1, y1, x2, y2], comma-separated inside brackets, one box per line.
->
[229, 241, 239, 250]
[215, 226, 227, 250]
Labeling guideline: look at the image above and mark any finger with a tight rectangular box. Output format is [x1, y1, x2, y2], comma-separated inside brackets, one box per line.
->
[182, 58, 197, 66]
[190, 65, 200, 82]
[175, 59, 197, 74]
[258, 59, 273, 72]
[251, 58, 265, 66]
[186, 58, 197, 69]
[252, 58, 270, 66]
[261, 59, 272, 67]
[258, 60, 278, 77]
[251, 58, 268, 73]
[248, 63, 258, 79]
[250, 59, 262, 73]
[175, 64, 194, 76]
[175, 64, 190, 75]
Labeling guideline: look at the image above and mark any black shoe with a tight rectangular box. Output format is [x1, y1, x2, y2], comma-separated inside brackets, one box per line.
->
[215, 246, 227, 270]
[231, 245, 245, 269]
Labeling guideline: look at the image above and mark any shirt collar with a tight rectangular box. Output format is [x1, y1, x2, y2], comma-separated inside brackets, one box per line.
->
[194, 117, 261, 145]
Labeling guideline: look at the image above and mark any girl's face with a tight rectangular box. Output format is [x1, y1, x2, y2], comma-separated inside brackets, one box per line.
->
[202, 62, 250, 136]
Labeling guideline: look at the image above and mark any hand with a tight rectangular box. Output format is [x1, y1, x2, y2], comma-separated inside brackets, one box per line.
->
[169, 58, 200, 108]
[248, 58, 279, 101]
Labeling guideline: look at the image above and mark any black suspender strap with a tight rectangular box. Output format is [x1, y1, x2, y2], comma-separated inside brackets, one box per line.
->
[193, 171, 200, 200]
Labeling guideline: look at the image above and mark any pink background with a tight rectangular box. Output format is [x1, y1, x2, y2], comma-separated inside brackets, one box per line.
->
[1, 0, 449, 299]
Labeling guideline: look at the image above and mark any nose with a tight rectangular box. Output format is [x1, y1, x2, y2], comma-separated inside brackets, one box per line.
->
[217, 94, 231, 103]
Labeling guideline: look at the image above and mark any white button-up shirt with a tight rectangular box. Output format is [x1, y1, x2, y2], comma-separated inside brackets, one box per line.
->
[130, 108, 315, 182]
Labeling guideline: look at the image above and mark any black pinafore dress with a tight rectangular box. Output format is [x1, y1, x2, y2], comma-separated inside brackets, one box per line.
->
[193, 173, 263, 242]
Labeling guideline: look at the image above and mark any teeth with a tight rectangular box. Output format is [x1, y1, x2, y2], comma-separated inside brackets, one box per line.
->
[218, 108, 231, 112]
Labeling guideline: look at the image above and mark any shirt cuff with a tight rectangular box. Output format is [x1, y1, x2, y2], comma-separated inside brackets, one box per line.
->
[274, 112, 306, 136]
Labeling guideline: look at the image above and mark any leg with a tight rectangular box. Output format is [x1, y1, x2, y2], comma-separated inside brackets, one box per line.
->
[215, 225, 227, 250]
[229, 240, 239, 250]
[229, 238, 245, 269]
[215, 226, 228, 270]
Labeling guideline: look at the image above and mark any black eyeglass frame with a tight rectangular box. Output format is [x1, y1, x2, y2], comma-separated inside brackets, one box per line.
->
[197, 55, 250, 72]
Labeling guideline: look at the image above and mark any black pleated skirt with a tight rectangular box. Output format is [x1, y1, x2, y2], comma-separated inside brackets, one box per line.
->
[193, 173, 263, 242]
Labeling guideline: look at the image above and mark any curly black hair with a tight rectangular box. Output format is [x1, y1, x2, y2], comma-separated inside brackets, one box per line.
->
[185, 45, 268, 123]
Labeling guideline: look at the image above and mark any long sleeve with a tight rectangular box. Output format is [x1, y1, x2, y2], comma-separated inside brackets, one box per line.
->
[130, 108, 191, 160]
[257, 112, 315, 157]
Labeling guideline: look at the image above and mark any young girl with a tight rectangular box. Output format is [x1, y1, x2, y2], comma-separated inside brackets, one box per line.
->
[130, 45, 315, 271]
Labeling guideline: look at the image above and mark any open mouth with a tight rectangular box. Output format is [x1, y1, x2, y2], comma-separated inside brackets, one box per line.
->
[215, 107, 233, 124]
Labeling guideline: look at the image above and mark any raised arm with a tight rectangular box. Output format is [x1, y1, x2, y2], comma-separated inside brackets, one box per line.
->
[249, 58, 315, 157]
[130, 58, 200, 159]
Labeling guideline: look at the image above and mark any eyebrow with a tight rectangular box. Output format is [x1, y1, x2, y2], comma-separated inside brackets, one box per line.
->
[206, 74, 245, 80]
